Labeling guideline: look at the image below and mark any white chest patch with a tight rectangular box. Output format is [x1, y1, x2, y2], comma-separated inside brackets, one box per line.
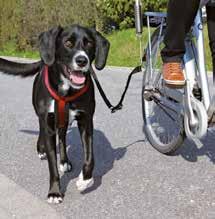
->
[48, 100, 55, 113]
[60, 75, 71, 92]
[48, 100, 80, 125]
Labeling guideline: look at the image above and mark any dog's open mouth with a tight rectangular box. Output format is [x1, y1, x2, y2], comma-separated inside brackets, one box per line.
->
[64, 66, 86, 86]
[69, 70, 86, 85]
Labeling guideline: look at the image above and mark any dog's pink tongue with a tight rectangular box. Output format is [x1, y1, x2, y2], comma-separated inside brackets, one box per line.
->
[70, 72, 86, 84]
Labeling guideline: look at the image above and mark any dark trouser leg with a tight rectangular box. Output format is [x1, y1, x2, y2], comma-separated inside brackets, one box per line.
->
[206, 5, 215, 79]
[161, 0, 200, 62]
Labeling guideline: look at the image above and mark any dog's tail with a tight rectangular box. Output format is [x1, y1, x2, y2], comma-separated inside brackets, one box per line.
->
[0, 58, 42, 77]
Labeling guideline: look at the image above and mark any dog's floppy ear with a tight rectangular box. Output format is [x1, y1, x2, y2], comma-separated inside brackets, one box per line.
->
[39, 26, 62, 66]
[92, 29, 110, 70]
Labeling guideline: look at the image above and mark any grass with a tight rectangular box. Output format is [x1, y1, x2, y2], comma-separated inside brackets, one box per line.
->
[106, 27, 155, 67]
[203, 26, 213, 71]
[0, 27, 213, 71]
[105, 28, 145, 67]
[106, 27, 213, 71]
[0, 41, 39, 59]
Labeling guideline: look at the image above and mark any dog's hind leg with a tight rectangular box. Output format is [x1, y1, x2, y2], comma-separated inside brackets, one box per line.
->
[58, 126, 72, 173]
[45, 113, 63, 204]
[37, 118, 47, 160]
[76, 116, 94, 191]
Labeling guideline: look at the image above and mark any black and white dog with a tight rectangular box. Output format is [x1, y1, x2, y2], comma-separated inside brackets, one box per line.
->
[0, 25, 110, 203]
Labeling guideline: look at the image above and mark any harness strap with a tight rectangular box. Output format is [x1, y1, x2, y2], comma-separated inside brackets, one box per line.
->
[43, 65, 89, 128]
[58, 100, 66, 128]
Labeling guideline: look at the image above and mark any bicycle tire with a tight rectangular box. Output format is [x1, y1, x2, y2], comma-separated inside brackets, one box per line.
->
[142, 27, 185, 155]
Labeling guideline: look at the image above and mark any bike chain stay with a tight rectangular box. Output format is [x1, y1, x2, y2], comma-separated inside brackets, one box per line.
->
[144, 88, 184, 129]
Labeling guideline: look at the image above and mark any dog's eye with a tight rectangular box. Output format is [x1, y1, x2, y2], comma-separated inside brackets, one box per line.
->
[84, 40, 94, 48]
[87, 41, 93, 47]
[64, 40, 74, 48]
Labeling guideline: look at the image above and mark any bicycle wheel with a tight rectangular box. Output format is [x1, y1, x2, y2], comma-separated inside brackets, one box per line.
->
[142, 27, 185, 154]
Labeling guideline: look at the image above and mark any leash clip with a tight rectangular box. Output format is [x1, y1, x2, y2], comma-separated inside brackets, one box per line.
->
[111, 104, 123, 113]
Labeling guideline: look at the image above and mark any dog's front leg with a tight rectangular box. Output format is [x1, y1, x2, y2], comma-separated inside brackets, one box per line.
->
[76, 116, 94, 191]
[37, 118, 47, 160]
[44, 113, 63, 204]
[58, 126, 72, 173]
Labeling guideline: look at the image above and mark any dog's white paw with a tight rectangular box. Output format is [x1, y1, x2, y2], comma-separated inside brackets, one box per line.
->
[38, 153, 47, 160]
[47, 195, 63, 204]
[59, 162, 72, 173]
[76, 171, 94, 191]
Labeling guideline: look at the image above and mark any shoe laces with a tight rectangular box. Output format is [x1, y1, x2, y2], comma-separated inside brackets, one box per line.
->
[165, 63, 182, 74]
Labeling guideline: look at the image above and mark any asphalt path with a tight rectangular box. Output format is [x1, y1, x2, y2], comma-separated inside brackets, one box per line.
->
[0, 62, 215, 218]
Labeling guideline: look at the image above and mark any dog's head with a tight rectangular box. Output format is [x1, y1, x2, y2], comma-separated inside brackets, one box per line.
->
[39, 25, 110, 89]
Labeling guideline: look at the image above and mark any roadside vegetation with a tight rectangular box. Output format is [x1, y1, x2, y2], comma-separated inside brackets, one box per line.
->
[0, 27, 212, 70]
[0, 0, 213, 70]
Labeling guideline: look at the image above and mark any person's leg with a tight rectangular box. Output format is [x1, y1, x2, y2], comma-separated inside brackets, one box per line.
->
[161, 0, 200, 62]
[161, 0, 200, 86]
[206, 4, 215, 79]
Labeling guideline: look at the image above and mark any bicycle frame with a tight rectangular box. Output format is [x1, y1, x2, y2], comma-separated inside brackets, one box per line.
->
[184, 9, 211, 110]
[144, 8, 212, 140]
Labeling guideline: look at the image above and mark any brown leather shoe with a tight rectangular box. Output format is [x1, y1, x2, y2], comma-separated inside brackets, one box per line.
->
[162, 62, 185, 86]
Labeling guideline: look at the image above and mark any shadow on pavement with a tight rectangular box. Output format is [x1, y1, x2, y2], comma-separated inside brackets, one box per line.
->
[20, 127, 144, 194]
[20, 130, 39, 135]
[60, 127, 133, 194]
[174, 128, 215, 164]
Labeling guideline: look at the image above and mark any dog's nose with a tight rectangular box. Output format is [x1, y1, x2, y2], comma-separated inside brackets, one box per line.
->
[75, 56, 88, 67]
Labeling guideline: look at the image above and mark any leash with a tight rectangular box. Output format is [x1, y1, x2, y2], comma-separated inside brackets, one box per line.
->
[89, 65, 142, 113]
[43, 64, 142, 131]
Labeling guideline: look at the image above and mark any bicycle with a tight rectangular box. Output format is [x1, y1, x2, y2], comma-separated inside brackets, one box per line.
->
[136, 2, 214, 154]
[90, 1, 214, 155]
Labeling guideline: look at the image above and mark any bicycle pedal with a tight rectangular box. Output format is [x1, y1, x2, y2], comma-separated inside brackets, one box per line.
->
[192, 87, 202, 101]
[143, 90, 153, 101]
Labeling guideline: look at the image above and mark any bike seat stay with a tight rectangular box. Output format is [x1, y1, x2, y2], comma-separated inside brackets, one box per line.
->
[188, 10, 211, 110]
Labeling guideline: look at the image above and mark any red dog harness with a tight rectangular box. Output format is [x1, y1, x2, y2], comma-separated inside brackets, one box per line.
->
[43, 65, 89, 128]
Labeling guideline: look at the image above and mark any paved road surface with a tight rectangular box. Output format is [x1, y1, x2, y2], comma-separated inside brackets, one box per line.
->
[0, 62, 215, 218]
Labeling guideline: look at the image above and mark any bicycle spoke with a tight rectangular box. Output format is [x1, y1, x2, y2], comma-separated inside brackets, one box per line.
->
[152, 96, 183, 128]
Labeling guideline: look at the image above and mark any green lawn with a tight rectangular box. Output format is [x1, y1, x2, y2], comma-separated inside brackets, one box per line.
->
[106, 28, 144, 67]
[106, 27, 213, 71]
[0, 27, 213, 71]
[0, 41, 39, 59]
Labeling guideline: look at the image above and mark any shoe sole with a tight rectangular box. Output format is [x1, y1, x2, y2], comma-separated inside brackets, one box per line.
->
[164, 79, 185, 89]
[164, 79, 185, 86]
